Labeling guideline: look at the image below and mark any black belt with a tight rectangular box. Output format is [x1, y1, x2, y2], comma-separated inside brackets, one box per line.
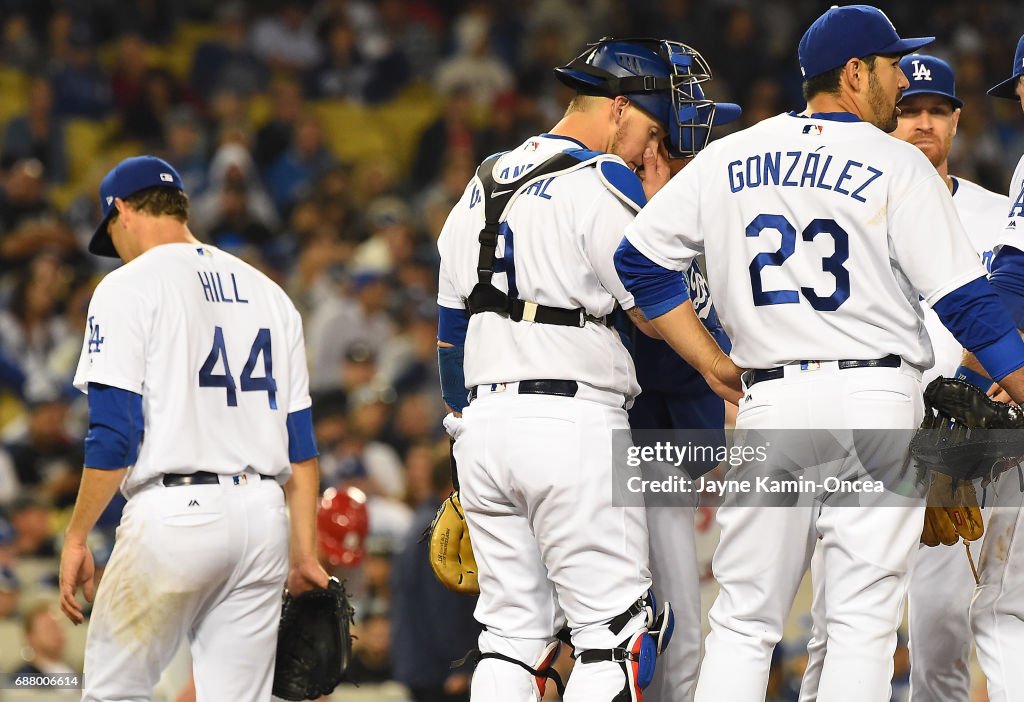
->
[162, 471, 272, 487]
[468, 379, 578, 403]
[743, 354, 902, 388]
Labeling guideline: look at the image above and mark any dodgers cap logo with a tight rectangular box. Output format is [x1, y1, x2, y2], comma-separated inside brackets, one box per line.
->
[899, 54, 963, 108]
[798, 4, 933, 80]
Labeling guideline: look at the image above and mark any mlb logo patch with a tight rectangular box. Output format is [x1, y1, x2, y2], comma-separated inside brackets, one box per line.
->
[802, 124, 823, 136]
[525, 141, 539, 152]
[800, 361, 822, 372]
[160, 172, 174, 182]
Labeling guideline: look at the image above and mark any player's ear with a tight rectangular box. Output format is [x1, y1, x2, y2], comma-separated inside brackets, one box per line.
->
[951, 107, 961, 137]
[843, 58, 864, 93]
[612, 96, 629, 123]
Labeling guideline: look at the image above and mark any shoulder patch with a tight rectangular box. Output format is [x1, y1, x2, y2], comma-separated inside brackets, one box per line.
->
[598, 160, 647, 213]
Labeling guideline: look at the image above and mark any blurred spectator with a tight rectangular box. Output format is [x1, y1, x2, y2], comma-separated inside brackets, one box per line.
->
[11, 603, 77, 683]
[315, 386, 399, 498]
[351, 196, 413, 272]
[190, 3, 267, 102]
[1, 14, 40, 72]
[0, 254, 75, 402]
[2, 76, 68, 184]
[347, 609, 393, 684]
[434, 8, 513, 110]
[410, 85, 479, 190]
[193, 142, 279, 236]
[110, 33, 150, 116]
[375, 0, 442, 84]
[103, 0, 179, 45]
[50, 26, 112, 120]
[0, 160, 77, 271]
[121, 67, 182, 149]
[307, 272, 396, 392]
[3, 395, 81, 509]
[161, 106, 208, 195]
[250, 2, 323, 73]
[264, 113, 336, 215]
[391, 448, 478, 702]
[8, 496, 57, 558]
[253, 79, 304, 169]
[418, 153, 475, 238]
[306, 19, 370, 101]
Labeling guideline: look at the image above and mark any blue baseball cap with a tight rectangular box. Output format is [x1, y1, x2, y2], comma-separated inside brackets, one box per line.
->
[90, 155, 185, 258]
[988, 33, 1024, 100]
[798, 5, 934, 80]
[899, 54, 963, 108]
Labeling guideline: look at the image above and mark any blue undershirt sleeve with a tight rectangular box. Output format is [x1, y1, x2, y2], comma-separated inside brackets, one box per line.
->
[438, 306, 469, 346]
[287, 407, 319, 462]
[931, 276, 1024, 381]
[614, 238, 689, 319]
[84, 383, 144, 469]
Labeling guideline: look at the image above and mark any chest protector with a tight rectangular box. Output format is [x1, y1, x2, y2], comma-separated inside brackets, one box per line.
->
[466, 148, 640, 327]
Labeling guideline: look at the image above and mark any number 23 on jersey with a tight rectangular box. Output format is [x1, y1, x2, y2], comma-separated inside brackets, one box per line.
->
[747, 213, 851, 311]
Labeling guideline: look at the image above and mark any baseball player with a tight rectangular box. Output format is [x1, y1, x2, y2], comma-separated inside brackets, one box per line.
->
[57, 156, 329, 701]
[617, 6, 1024, 702]
[621, 186, 737, 701]
[798, 53, 1010, 702]
[965, 32, 1024, 702]
[436, 38, 742, 701]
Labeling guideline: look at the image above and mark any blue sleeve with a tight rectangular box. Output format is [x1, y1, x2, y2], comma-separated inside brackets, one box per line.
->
[84, 383, 144, 470]
[931, 276, 1024, 381]
[438, 344, 468, 412]
[614, 237, 689, 319]
[437, 305, 468, 345]
[286, 407, 319, 462]
[989, 246, 1024, 329]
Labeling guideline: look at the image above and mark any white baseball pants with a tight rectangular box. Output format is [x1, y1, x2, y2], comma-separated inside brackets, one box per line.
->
[455, 386, 652, 702]
[693, 364, 925, 702]
[82, 474, 288, 702]
[971, 483, 1024, 702]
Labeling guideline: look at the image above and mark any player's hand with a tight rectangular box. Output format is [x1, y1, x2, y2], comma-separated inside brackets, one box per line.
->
[638, 143, 671, 201]
[706, 355, 744, 404]
[988, 381, 1015, 405]
[59, 540, 96, 625]
[443, 413, 464, 440]
[288, 553, 330, 596]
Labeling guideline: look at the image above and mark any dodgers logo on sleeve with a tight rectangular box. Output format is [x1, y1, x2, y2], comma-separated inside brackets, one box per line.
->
[87, 316, 105, 353]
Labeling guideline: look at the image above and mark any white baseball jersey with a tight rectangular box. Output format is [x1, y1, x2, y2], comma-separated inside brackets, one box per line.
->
[625, 113, 986, 370]
[921, 176, 1009, 384]
[437, 134, 641, 399]
[994, 152, 1024, 255]
[74, 243, 312, 494]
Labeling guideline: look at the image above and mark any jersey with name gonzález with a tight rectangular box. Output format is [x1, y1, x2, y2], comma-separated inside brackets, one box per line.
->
[624, 112, 985, 371]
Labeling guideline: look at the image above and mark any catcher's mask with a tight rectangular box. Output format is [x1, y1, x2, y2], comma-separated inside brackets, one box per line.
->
[317, 486, 369, 567]
[554, 37, 741, 157]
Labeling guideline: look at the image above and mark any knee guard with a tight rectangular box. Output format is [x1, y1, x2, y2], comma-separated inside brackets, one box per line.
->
[578, 590, 676, 701]
[455, 640, 565, 700]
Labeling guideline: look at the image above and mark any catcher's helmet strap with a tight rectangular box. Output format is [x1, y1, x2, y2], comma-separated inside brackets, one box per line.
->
[565, 61, 673, 96]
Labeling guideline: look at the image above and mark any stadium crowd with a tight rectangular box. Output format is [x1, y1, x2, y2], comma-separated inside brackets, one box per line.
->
[0, 1, 1022, 700]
